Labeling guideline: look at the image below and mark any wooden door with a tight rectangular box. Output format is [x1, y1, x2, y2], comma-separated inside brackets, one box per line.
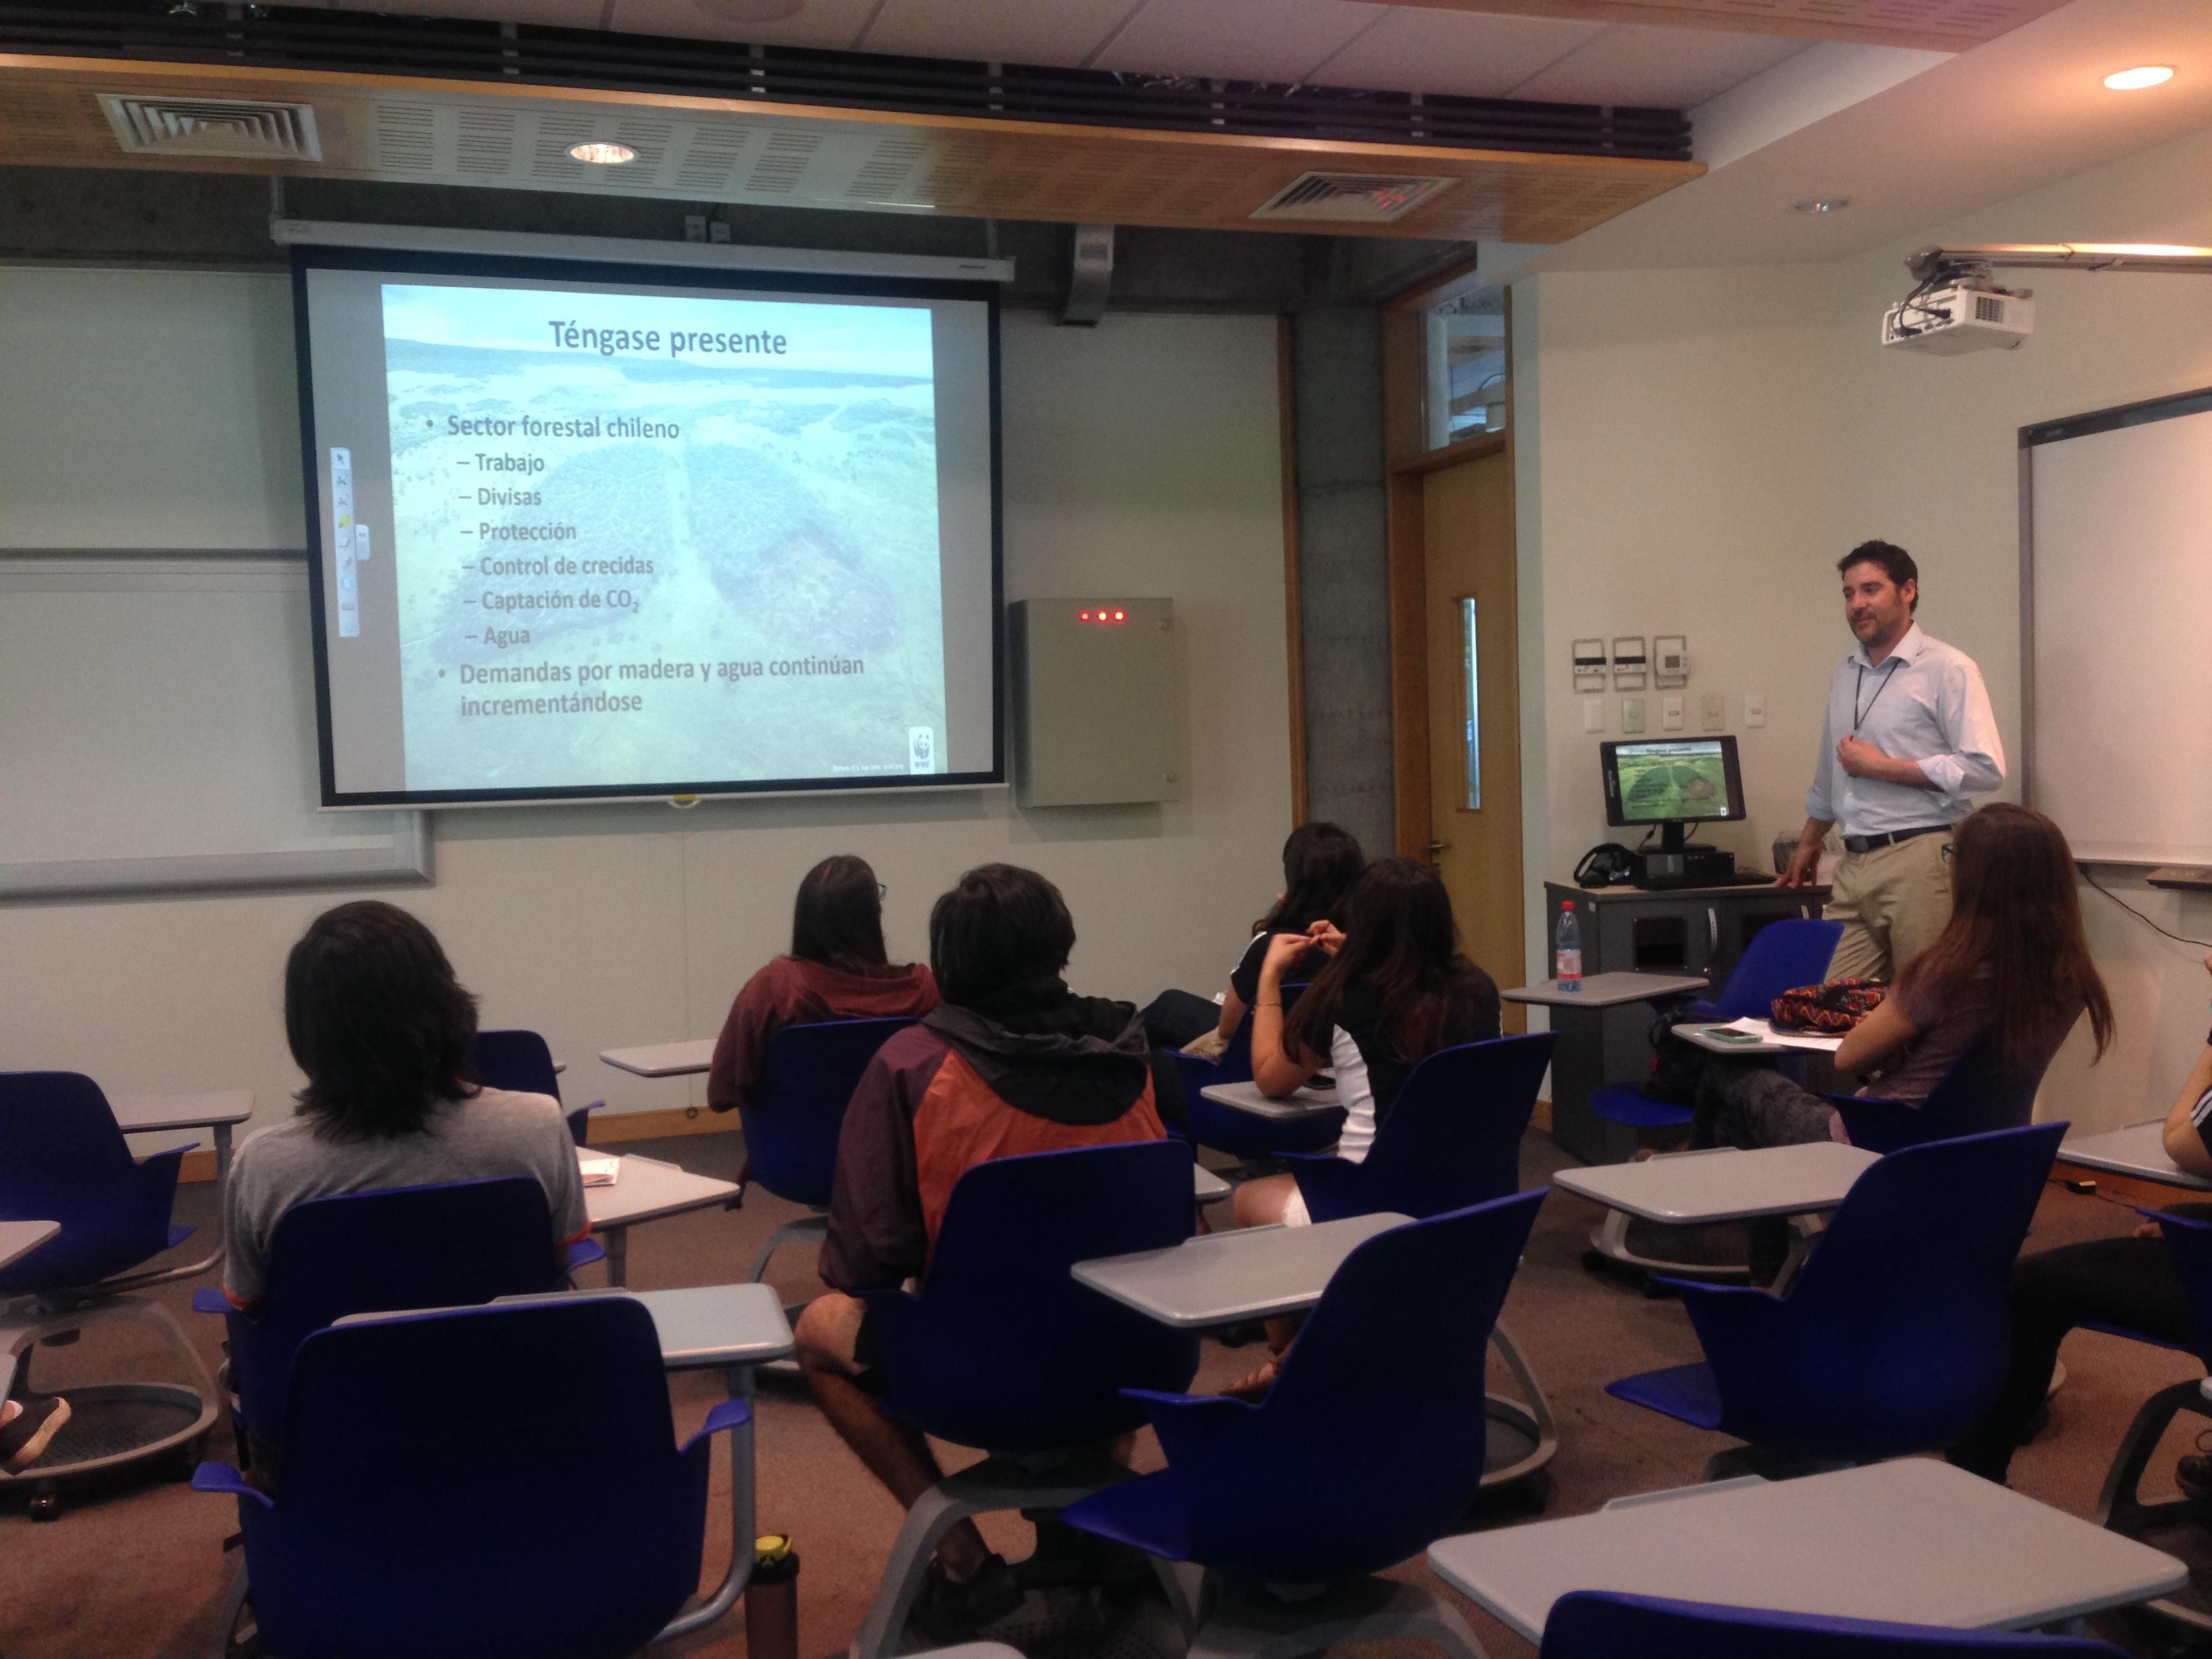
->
[1421, 450, 1524, 997]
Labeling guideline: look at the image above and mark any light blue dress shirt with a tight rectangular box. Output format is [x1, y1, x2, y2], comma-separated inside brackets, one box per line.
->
[1805, 622, 2005, 837]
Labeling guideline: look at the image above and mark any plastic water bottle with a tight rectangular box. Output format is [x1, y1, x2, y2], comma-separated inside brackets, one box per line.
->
[745, 1534, 800, 1659]
[1555, 901, 1583, 991]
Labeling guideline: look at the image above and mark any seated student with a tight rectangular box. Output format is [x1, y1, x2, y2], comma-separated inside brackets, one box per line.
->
[1197, 821, 1366, 1056]
[222, 900, 589, 1311]
[794, 863, 1181, 1637]
[1951, 953, 2212, 1487]
[1691, 802, 2112, 1151]
[1229, 856, 1502, 1233]
[706, 854, 939, 1118]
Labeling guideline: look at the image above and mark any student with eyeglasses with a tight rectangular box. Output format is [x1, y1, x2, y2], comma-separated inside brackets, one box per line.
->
[707, 854, 939, 1118]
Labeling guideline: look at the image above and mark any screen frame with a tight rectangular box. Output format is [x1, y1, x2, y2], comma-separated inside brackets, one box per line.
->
[291, 243, 1005, 808]
[1599, 735, 1748, 829]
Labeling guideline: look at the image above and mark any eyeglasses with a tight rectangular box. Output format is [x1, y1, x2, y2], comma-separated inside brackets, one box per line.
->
[1940, 842, 1954, 863]
[877, 882, 888, 899]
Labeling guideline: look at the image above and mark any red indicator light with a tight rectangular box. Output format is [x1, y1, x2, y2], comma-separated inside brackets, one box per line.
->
[1113, 609, 1126, 621]
[1079, 611, 1091, 621]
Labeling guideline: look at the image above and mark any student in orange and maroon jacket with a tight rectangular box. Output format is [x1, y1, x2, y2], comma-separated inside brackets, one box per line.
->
[794, 862, 1183, 1641]
[705, 855, 939, 1119]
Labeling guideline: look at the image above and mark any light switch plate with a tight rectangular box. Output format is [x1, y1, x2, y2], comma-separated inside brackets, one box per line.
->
[1581, 697, 1604, 734]
[1701, 693, 1726, 731]
[1620, 696, 1646, 735]
[1660, 695, 1684, 731]
[1744, 692, 1766, 729]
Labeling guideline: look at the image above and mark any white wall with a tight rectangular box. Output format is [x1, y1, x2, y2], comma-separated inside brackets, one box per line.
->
[0, 303, 1295, 1141]
[1512, 122, 2212, 1132]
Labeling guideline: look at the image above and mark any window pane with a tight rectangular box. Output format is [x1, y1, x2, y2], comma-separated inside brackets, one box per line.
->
[1461, 596, 1481, 811]
[1425, 289, 1507, 449]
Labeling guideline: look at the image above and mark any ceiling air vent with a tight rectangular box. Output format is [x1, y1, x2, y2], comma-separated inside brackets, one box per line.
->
[98, 95, 323, 162]
[1250, 172, 1456, 224]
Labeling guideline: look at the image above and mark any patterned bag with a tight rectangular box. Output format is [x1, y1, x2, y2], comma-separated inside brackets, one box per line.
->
[1770, 977, 1887, 1033]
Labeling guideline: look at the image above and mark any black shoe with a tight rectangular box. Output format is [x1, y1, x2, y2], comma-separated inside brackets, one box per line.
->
[2178, 1454, 2212, 1504]
[0, 1395, 70, 1473]
[910, 1552, 1023, 1643]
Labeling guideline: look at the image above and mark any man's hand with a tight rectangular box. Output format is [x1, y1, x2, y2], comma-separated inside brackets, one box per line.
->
[1780, 842, 1822, 888]
[1836, 735, 1889, 778]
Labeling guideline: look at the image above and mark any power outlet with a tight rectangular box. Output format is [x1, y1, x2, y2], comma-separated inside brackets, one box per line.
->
[1581, 697, 1605, 734]
[1701, 693, 1726, 731]
[1744, 692, 1767, 729]
[1660, 695, 1685, 731]
[1620, 696, 1646, 735]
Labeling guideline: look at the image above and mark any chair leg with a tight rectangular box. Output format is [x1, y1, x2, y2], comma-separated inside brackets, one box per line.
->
[2095, 1378, 2212, 1637]
[1584, 1202, 1751, 1284]
[1480, 1324, 1558, 1490]
[744, 1215, 829, 1286]
[1187, 1576, 1488, 1659]
[207, 1561, 251, 1659]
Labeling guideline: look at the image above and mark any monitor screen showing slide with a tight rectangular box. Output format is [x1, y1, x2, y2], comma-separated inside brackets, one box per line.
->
[1600, 737, 1746, 827]
[293, 247, 1000, 806]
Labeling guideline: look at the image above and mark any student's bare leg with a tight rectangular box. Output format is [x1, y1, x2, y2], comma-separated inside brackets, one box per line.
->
[796, 1293, 990, 1578]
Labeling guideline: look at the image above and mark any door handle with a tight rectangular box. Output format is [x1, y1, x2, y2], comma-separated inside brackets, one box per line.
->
[1425, 840, 1450, 859]
[1708, 908, 1719, 955]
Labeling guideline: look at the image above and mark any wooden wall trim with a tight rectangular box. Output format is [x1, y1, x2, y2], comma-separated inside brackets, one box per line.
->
[1278, 316, 1309, 825]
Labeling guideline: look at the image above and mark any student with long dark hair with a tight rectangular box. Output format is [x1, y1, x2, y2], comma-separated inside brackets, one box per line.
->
[220, 901, 588, 1309]
[1231, 857, 1501, 1231]
[707, 854, 939, 1118]
[1694, 802, 2113, 1150]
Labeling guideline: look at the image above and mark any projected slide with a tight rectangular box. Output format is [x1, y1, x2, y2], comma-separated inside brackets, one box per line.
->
[298, 253, 999, 806]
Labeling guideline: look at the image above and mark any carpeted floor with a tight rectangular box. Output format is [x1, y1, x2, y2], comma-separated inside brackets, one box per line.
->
[3, 1127, 2205, 1659]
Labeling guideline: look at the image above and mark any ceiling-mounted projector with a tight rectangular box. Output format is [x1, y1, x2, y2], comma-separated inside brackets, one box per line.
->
[1881, 279, 2034, 354]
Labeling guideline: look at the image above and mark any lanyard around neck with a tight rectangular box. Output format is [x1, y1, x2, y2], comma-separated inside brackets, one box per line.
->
[1853, 657, 1902, 733]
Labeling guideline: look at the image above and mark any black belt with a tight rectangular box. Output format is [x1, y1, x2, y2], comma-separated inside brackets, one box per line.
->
[1841, 823, 1952, 855]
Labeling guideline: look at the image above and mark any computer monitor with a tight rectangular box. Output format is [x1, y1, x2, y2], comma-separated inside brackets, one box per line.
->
[1600, 735, 1748, 851]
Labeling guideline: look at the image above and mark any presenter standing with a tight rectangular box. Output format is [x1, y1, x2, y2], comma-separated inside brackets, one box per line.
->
[1779, 541, 2005, 981]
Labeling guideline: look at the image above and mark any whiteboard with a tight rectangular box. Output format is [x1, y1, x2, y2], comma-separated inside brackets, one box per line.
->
[2024, 388, 2212, 866]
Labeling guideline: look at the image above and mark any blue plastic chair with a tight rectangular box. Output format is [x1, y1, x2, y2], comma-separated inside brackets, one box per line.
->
[1829, 1031, 2049, 1155]
[739, 1016, 918, 1284]
[1589, 919, 1844, 1134]
[848, 1140, 1203, 1658]
[1172, 983, 1345, 1162]
[191, 1176, 586, 1453]
[0, 1071, 217, 1511]
[1607, 1122, 2065, 1466]
[472, 1027, 599, 1148]
[1061, 1191, 1547, 1659]
[194, 1296, 750, 1659]
[1539, 1592, 2127, 1657]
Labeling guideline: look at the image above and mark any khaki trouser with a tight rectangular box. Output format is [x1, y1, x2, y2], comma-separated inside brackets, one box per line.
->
[1824, 830, 1953, 983]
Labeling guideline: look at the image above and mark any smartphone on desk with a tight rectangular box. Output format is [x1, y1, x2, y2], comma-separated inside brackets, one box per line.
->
[1702, 1030, 1767, 1046]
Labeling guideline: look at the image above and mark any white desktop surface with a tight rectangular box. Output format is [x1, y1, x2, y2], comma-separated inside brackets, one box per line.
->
[1676, 1020, 1844, 1057]
[1072, 1212, 1408, 1328]
[1555, 1143, 1880, 1225]
[1192, 1165, 1232, 1204]
[599, 1039, 715, 1078]
[107, 1091, 254, 1134]
[1428, 1460, 2187, 1643]
[585, 1153, 739, 1230]
[0, 1221, 58, 1273]
[2057, 1121, 2212, 1192]
[1504, 973, 1708, 1009]
[1196, 1080, 1343, 1122]
[491, 1284, 794, 1370]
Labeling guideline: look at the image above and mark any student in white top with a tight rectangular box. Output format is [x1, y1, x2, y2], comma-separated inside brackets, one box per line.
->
[1779, 541, 2005, 981]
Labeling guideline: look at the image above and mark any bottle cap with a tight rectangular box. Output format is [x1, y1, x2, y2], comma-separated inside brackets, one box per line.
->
[754, 1534, 794, 1566]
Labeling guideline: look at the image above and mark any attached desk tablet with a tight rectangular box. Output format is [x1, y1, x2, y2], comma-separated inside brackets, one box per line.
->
[0, 1221, 58, 1274]
[1196, 1079, 1343, 1123]
[1428, 1459, 2187, 1643]
[109, 1090, 254, 1276]
[1675, 1019, 1844, 1057]
[2057, 1122, 2212, 1191]
[586, 1153, 740, 1286]
[1071, 1212, 1409, 1328]
[599, 1039, 714, 1078]
[1504, 973, 1709, 1165]
[1191, 1165, 1231, 1204]
[1555, 1143, 1879, 1226]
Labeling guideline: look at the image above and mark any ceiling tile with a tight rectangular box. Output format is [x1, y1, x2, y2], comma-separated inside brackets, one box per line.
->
[330, 0, 609, 25]
[858, 0, 1147, 69]
[609, 0, 882, 51]
[1507, 25, 1807, 107]
[1315, 8, 1605, 99]
[1092, 0, 1381, 85]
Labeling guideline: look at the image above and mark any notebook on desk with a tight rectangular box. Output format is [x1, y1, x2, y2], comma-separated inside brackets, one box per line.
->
[578, 1154, 621, 1188]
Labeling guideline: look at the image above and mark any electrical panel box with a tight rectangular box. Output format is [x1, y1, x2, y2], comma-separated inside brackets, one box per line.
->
[1010, 598, 1181, 807]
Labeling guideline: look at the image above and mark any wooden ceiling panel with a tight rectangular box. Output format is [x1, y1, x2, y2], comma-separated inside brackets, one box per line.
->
[0, 55, 1700, 243]
[1384, 0, 2075, 53]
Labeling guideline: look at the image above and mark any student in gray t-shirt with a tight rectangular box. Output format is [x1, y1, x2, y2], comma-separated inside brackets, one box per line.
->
[222, 900, 588, 1308]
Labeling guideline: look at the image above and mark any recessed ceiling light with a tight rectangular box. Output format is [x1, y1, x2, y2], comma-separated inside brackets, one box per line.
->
[1793, 199, 1851, 214]
[568, 141, 638, 165]
[2104, 66, 2175, 91]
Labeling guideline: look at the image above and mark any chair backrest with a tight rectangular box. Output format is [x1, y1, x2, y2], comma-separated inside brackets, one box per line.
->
[1708, 919, 1845, 1021]
[1299, 1033, 1553, 1224]
[1701, 1122, 2064, 1460]
[0, 1071, 174, 1294]
[1540, 1593, 2127, 1658]
[742, 1016, 918, 1207]
[2152, 1209, 2212, 1371]
[872, 1141, 1201, 1452]
[472, 1029, 562, 1101]
[245, 1297, 701, 1659]
[1845, 1031, 2047, 1155]
[229, 1177, 569, 1443]
[1166, 1189, 1546, 1581]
